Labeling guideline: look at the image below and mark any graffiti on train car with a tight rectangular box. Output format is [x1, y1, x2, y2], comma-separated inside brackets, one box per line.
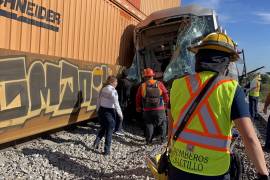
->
[0, 0, 62, 32]
[0, 57, 111, 129]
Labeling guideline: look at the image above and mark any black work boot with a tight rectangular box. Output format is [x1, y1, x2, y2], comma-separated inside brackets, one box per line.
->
[103, 147, 110, 156]
[160, 137, 166, 144]
[103, 151, 110, 156]
[146, 139, 153, 145]
[93, 138, 100, 149]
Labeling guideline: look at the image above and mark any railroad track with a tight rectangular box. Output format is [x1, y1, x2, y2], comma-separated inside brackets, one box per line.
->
[0, 116, 269, 179]
[0, 121, 154, 179]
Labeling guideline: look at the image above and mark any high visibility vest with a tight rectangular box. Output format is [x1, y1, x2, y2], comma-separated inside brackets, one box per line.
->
[249, 80, 260, 97]
[169, 71, 238, 176]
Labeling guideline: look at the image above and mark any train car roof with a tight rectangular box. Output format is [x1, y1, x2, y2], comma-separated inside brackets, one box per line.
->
[136, 4, 214, 30]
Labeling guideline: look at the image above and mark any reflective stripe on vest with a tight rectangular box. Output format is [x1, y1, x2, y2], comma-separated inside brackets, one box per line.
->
[169, 71, 238, 176]
[172, 74, 203, 134]
[178, 131, 231, 150]
[172, 74, 232, 152]
[200, 105, 220, 134]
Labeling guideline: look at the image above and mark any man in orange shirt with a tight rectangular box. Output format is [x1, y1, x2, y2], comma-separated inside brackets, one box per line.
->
[136, 68, 169, 144]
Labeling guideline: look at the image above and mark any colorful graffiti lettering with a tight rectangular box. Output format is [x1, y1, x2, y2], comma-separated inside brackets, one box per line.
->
[0, 57, 110, 129]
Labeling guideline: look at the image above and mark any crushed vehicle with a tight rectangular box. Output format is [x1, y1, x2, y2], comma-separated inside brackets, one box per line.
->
[128, 5, 221, 85]
[126, 5, 223, 121]
[126, 5, 243, 120]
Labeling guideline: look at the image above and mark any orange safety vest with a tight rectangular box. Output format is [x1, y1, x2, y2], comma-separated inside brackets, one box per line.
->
[141, 80, 163, 111]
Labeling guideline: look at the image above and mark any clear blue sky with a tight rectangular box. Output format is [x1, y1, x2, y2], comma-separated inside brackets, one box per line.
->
[182, 0, 270, 73]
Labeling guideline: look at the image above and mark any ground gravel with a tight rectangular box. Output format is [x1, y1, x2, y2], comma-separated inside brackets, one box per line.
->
[0, 121, 160, 180]
[0, 107, 269, 180]
[233, 103, 270, 180]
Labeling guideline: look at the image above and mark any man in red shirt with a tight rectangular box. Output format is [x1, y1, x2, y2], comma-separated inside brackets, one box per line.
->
[136, 68, 169, 144]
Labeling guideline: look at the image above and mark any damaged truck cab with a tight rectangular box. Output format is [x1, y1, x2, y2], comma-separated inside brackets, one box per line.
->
[128, 5, 220, 85]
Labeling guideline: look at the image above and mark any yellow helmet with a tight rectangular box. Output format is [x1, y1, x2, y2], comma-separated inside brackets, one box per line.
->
[189, 32, 240, 61]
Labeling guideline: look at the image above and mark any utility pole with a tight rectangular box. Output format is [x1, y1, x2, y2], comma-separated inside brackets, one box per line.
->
[237, 49, 247, 86]
[242, 49, 247, 80]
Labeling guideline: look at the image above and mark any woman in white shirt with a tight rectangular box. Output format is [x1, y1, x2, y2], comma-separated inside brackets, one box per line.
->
[93, 76, 123, 155]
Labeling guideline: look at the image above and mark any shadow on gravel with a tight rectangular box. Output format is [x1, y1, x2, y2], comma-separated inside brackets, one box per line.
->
[123, 133, 145, 143]
[112, 135, 143, 147]
[123, 121, 145, 137]
[123, 121, 166, 141]
[65, 123, 100, 136]
[21, 148, 101, 179]
[254, 115, 268, 139]
[41, 135, 92, 151]
[102, 166, 151, 179]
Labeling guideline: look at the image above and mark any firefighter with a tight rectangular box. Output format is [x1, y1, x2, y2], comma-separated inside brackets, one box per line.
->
[168, 32, 269, 179]
[136, 68, 169, 144]
[249, 73, 261, 120]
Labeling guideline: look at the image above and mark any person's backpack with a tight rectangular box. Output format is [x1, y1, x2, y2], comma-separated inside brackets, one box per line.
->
[143, 81, 161, 108]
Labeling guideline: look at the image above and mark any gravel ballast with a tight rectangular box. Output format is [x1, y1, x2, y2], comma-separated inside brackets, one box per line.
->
[0, 111, 269, 179]
[0, 122, 158, 180]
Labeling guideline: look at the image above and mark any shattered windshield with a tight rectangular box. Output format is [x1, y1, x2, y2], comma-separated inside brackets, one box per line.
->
[163, 15, 215, 82]
[137, 22, 180, 81]
[127, 52, 141, 83]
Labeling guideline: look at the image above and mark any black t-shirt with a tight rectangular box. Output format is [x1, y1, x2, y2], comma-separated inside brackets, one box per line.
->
[116, 78, 132, 108]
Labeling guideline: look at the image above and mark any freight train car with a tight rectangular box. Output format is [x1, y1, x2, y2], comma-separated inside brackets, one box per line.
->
[0, 0, 179, 144]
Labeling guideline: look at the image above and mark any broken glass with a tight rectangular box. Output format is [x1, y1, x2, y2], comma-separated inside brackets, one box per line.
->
[127, 52, 141, 83]
[227, 62, 239, 81]
[163, 15, 215, 82]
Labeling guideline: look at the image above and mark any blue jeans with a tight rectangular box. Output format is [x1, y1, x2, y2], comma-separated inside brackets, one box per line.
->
[115, 113, 123, 132]
[94, 107, 116, 153]
[249, 96, 258, 119]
